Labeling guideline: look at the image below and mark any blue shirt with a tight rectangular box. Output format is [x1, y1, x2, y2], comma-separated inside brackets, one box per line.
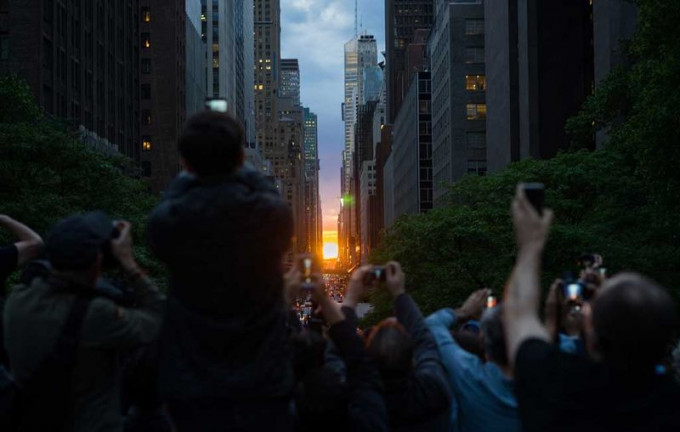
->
[426, 309, 523, 432]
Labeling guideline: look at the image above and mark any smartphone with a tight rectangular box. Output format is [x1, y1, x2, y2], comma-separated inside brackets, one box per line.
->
[298, 255, 315, 289]
[522, 183, 545, 215]
[372, 266, 387, 282]
[486, 295, 498, 308]
[564, 283, 583, 301]
[205, 98, 228, 112]
[599, 267, 607, 277]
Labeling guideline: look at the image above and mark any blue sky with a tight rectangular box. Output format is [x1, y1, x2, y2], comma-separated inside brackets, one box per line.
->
[280, 0, 385, 231]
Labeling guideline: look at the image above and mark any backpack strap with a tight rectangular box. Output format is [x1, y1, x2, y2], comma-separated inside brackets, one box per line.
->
[51, 296, 93, 365]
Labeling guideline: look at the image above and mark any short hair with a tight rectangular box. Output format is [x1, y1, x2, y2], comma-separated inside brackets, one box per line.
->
[593, 273, 678, 372]
[365, 319, 414, 380]
[481, 307, 508, 366]
[178, 111, 245, 177]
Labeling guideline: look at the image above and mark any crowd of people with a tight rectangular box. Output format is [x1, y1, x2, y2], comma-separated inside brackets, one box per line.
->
[1, 110, 679, 431]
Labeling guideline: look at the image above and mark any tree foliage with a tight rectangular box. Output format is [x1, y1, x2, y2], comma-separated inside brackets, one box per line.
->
[0, 74, 163, 284]
[364, 0, 680, 325]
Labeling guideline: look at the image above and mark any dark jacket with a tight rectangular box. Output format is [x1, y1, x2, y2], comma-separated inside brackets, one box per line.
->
[331, 307, 388, 432]
[383, 294, 453, 432]
[147, 168, 295, 401]
[4, 275, 165, 432]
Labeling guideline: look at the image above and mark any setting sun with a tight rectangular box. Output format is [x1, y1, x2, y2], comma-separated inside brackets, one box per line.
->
[322, 230, 339, 260]
[323, 242, 338, 260]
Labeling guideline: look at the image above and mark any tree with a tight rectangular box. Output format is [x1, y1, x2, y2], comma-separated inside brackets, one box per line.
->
[0, 75, 163, 285]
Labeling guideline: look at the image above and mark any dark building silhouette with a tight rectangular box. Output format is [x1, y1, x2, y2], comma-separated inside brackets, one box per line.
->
[385, 0, 435, 123]
[0, 0, 141, 160]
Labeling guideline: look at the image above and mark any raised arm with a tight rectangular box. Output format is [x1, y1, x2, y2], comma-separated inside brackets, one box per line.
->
[503, 185, 552, 366]
[0, 215, 43, 267]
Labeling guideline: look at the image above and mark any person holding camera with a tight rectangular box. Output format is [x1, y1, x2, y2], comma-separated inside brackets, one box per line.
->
[147, 111, 295, 430]
[363, 262, 452, 432]
[3, 212, 165, 431]
[503, 184, 680, 431]
[425, 290, 522, 432]
[288, 268, 388, 432]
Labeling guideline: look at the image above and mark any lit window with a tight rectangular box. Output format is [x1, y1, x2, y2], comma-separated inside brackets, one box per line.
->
[213, 58, 218, 68]
[142, 136, 152, 151]
[465, 75, 486, 91]
[142, 33, 150, 48]
[466, 104, 486, 120]
[200, 14, 206, 22]
[142, 7, 151, 23]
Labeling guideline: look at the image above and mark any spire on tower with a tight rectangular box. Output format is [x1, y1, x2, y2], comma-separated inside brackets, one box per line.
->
[355, 0, 358, 37]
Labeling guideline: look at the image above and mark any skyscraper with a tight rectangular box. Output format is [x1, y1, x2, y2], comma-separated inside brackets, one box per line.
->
[429, 0, 486, 206]
[341, 33, 377, 266]
[201, 0, 255, 147]
[280, 59, 301, 106]
[304, 108, 322, 258]
[385, 0, 435, 123]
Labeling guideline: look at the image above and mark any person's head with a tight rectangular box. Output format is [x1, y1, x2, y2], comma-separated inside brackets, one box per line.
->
[481, 306, 509, 366]
[591, 273, 678, 373]
[178, 111, 245, 177]
[45, 211, 116, 286]
[365, 317, 414, 379]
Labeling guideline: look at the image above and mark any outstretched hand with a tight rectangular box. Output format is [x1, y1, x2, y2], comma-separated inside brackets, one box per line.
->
[385, 261, 405, 298]
[111, 221, 139, 273]
[512, 184, 553, 253]
[455, 288, 491, 323]
[309, 274, 344, 326]
[345, 265, 375, 309]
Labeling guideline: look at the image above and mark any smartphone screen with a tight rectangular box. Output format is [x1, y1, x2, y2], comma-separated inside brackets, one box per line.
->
[205, 98, 228, 112]
[487, 296, 498, 308]
[522, 183, 545, 215]
[565, 283, 583, 301]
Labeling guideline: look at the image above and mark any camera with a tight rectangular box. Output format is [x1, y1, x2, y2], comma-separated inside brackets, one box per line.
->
[363, 266, 387, 285]
[486, 295, 498, 308]
[205, 98, 228, 112]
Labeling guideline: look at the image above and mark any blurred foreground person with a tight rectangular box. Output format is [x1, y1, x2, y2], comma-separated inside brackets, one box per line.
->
[0, 215, 43, 368]
[365, 262, 452, 431]
[292, 268, 388, 432]
[503, 185, 680, 432]
[148, 111, 295, 431]
[4, 213, 165, 431]
[426, 290, 522, 432]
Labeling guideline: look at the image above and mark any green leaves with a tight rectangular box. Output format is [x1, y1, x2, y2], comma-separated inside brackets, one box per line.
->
[0, 75, 165, 287]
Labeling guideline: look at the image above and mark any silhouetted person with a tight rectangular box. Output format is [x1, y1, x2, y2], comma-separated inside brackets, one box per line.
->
[148, 111, 294, 431]
[504, 185, 680, 432]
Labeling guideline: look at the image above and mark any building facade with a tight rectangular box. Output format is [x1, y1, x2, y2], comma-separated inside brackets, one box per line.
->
[385, 0, 435, 123]
[392, 71, 433, 218]
[280, 58, 300, 106]
[485, 0, 594, 175]
[0, 0, 141, 160]
[303, 107, 322, 258]
[430, 0, 486, 206]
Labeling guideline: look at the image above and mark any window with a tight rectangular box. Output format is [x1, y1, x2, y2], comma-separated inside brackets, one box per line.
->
[466, 132, 486, 160]
[141, 58, 151, 73]
[141, 7, 150, 23]
[465, 47, 484, 64]
[142, 136, 152, 151]
[466, 104, 486, 120]
[467, 160, 487, 176]
[141, 84, 151, 99]
[142, 109, 152, 125]
[141, 33, 150, 48]
[465, 19, 484, 35]
[465, 75, 486, 91]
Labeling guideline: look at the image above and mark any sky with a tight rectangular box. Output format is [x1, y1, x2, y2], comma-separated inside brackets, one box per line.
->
[280, 0, 385, 232]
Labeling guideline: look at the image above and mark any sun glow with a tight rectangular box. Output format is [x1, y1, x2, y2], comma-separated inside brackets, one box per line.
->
[323, 242, 339, 260]
[322, 230, 339, 260]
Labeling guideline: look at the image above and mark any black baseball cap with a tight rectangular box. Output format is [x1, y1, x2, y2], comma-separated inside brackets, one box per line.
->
[46, 211, 115, 270]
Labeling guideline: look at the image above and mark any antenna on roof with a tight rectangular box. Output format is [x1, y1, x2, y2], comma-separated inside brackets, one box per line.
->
[355, 0, 358, 37]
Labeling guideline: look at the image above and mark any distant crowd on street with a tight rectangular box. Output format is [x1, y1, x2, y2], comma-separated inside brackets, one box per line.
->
[1, 111, 679, 431]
